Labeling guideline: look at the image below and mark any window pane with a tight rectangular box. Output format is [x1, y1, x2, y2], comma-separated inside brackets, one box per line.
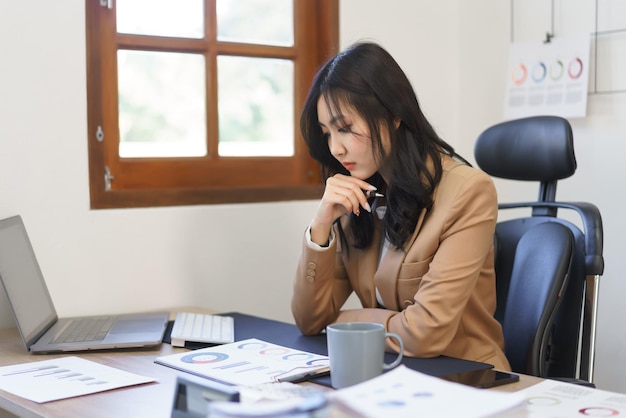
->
[118, 51, 207, 158]
[116, 0, 204, 39]
[217, 0, 294, 46]
[218, 56, 294, 157]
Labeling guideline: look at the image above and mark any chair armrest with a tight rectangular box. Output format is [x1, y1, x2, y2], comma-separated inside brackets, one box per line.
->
[498, 201, 604, 276]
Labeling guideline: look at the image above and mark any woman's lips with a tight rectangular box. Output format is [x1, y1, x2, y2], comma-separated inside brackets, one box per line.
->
[342, 162, 356, 171]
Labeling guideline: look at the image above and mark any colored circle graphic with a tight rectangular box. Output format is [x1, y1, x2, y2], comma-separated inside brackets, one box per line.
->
[281, 353, 314, 361]
[181, 352, 228, 364]
[306, 358, 329, 366]
[568, 57, 584, 79]
[260, 347, 290, 356]
[527, 396, 561, 406]
[238, 342, 267, 350]
[550, 60, 564, 80]
[531, 62, 547, 82]
[579, 407, 619, 417]
[511, 63, 528, 85]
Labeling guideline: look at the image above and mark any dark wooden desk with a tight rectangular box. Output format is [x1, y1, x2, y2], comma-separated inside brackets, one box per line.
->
[0, 317, 542, 418]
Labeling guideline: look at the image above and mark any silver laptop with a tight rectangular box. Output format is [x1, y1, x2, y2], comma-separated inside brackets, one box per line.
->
[0, 215, 169, 353]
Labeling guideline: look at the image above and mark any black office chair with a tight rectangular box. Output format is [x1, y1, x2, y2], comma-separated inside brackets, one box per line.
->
[474, 116, 604, 384]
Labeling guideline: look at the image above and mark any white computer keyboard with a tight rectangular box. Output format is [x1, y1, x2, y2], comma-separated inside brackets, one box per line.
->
[170, 312, 235, 347]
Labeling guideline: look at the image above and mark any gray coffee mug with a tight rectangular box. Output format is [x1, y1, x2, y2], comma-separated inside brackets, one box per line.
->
[326, 322, 404, 389]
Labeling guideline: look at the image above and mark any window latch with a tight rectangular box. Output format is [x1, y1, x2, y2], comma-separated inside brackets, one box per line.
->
[104, 166, 115, 191]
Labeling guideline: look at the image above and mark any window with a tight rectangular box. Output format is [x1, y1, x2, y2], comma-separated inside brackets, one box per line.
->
[85, 0, 338, 208]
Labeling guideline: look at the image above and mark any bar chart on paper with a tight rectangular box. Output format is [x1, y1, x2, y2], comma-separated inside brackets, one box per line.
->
[0, 356, 155, 403]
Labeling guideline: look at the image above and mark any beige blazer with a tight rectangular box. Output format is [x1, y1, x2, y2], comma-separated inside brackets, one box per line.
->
[292, 155, 511, 371]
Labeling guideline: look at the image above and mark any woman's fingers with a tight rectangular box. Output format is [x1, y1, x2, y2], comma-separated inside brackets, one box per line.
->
[324, 175, 376, 216]
[311, 175, 379, 244]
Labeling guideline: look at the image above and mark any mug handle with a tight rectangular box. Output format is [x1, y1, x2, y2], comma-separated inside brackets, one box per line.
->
[383, 332, 404, 370]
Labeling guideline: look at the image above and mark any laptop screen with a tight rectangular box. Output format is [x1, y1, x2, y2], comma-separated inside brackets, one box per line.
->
[0, 216, 57, 347]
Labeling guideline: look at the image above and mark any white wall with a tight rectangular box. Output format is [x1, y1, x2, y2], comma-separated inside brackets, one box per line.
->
[1, 0, 624, 393]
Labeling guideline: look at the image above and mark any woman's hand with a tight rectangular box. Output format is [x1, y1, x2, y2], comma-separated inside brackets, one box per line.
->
[309, 174, 377, 246]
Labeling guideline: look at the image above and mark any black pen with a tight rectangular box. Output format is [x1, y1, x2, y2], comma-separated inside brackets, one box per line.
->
[364, 190, 384, 198]
[275, 368, 330, 383]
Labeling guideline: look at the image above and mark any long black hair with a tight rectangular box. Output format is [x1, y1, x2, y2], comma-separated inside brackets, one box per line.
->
[300, 42, 467, 251]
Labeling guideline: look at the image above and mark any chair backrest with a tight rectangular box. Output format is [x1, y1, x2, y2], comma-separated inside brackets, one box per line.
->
[501, 222, 574, 376]
[474, 116, 604, 382]
[475, 115, 576, 204]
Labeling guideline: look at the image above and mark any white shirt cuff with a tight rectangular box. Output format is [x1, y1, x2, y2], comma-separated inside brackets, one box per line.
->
[305, 225, 335, 250]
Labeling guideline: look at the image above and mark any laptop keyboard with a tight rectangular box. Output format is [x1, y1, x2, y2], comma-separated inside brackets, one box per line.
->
[170, 312, 235, 347]
[51, 317, 115, 344]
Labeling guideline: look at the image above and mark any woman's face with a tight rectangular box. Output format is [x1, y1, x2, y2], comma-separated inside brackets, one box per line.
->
[317, 97, 387, 180]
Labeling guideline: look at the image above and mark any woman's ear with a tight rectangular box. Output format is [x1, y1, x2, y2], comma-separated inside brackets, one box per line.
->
[394, 118, 401, 129]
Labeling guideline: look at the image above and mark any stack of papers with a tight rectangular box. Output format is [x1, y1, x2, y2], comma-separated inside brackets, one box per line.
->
[328, 365, 525, 418]
[155, 338, 329, 386]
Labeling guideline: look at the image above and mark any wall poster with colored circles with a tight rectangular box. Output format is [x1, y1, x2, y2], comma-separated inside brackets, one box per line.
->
[504, 33, 591, 120]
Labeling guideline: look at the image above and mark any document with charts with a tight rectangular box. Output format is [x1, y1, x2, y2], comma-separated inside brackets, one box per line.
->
[0, 356, 155, 403]
[515, 379, 626, 417]
[328, 365, 525, 418]
[155, 338, 329, 386]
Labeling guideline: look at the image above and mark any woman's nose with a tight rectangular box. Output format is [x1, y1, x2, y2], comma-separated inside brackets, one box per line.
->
[328, 134, 345, 157]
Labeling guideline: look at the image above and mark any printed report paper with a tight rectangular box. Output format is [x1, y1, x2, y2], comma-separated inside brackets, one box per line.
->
[328, 365, 525, 418]
[0, 356, 156, 403]
[155, 338, 330, 386]
[515, 379, 626, 417]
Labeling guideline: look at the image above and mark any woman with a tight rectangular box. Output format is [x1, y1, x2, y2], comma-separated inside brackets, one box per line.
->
[291, 42, 510, 371]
